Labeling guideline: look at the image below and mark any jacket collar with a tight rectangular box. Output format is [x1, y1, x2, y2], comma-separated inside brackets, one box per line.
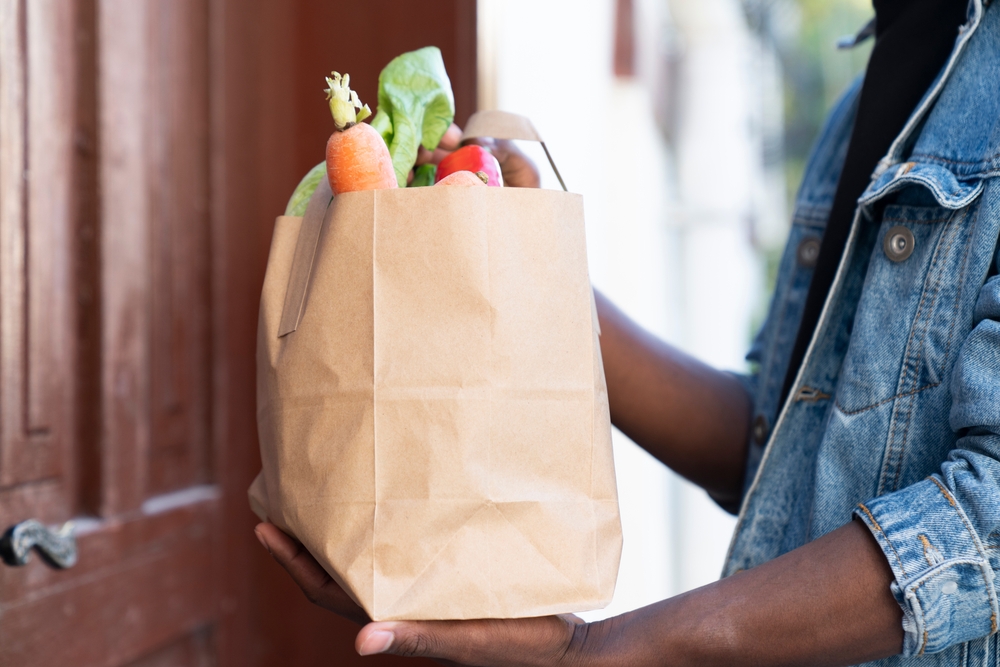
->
[872, 0, 990, 181]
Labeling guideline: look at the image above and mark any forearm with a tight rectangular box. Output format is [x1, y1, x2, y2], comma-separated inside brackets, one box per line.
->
[596, 290, 752, 502]
[572, 520, 903, 667]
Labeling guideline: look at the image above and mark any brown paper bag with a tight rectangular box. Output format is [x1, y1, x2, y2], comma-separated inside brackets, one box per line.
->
[250, 111, 621, 621]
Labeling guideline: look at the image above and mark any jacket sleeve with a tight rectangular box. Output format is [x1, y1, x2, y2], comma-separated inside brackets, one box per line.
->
[854, 257, 1000, 656]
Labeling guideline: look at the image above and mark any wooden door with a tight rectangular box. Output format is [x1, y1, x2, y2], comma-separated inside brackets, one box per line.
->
[0, 1, 476, 665]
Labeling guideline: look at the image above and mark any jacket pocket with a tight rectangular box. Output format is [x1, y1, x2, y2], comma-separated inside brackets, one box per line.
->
[834, 199, 980, 416]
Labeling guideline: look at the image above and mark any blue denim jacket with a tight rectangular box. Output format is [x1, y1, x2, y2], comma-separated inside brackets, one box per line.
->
[725, 0, 1000, 662]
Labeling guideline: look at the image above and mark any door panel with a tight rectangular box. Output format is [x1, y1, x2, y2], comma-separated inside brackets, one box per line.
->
[0, 3, 223, 665]
[124, 630, 215, 667]
[0, 0, 74, 497]
[1, 498, 218, 666]
[0, 1, 477, 665]
[145, 0, 213, 496]
[98, 0, 212, 507]
[99, 0, 154, 518]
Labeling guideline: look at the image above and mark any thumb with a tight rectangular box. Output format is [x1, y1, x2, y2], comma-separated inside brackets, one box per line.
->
[355, 616, 583, 666]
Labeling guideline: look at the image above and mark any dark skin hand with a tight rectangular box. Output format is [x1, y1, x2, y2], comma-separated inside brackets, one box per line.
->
[256, 518, 899, 666]
[256, 130, 904, 665]
[411, 122, 542, 189]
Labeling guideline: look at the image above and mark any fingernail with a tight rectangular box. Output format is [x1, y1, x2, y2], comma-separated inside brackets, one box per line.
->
[358, 630, 394, 656]
[254, 527, 271, 554]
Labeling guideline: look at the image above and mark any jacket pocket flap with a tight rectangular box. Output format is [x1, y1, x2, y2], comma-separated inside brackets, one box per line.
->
[860, 162, 983, 210]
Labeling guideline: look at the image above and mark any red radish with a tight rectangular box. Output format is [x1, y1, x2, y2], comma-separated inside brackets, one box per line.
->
[435, 170, 489, 187]
[435, 145, 503, 187]
[324, 72, 397, 194]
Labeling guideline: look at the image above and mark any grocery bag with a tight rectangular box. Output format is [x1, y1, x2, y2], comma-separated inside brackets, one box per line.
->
[250, 111, 622, 621]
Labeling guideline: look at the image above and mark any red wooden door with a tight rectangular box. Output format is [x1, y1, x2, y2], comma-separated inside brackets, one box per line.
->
[0, 1, 475, 665]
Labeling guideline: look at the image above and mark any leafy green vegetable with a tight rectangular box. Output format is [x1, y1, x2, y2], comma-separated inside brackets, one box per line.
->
[284, 162, 326, 216]
[282, 47, 454, 209]
[409, 164, 437, 187]
[370, 47, 455, 188]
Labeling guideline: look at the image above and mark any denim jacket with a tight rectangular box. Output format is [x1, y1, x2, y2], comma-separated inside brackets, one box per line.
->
[725, 0, 1000, 662]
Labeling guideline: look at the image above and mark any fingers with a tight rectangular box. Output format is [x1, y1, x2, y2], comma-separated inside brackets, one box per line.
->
[491, 139, 541, 189]
[415, 146, 436, 166]
[415, 123, 464, 166]
[462, 136, 496, 151]
[355, 616, 583, 667]
[463, 138, 541, 189]
[255, 523, 326, 591]
[438, 123, 463, 151]
[254, 523, 370, 625]
[414, 145, 456, 167]
[410, 123, 542, 190]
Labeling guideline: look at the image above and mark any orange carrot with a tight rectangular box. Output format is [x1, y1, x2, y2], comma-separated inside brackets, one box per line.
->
[324, 73, 397, 194]
[435, 170, 489, 187]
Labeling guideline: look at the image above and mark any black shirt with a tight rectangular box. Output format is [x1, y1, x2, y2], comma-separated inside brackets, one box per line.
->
[779, 0, 969, 407]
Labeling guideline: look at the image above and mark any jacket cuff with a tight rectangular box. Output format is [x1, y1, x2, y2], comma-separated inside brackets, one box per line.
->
[854, 477, 999, 656]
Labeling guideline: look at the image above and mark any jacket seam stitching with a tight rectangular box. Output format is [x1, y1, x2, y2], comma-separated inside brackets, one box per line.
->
[927, 476, 991, 564]
[835, 382, 941, 416]
[905, 556, 997, 647]
[793, 211, 830, 226]
[940, 204, 977, 373]
[759, 266, 806, 417]
[888, 400, 912, 493]
[889, 212, 960, 491]
[908, 152, 1000, 167]
[882, 215, 952, 225]
[858, 502, 909, 576]
[901, 210, 957, 392]
[885, 394, 908, 494]
[907, 557, 987, 589]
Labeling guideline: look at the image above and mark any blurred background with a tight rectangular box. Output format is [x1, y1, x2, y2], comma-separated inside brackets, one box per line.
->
[0, 0, 870, 664]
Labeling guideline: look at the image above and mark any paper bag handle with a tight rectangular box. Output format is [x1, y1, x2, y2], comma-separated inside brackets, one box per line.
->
[278, 174, 333, 337]
[461, 110, 568, 192]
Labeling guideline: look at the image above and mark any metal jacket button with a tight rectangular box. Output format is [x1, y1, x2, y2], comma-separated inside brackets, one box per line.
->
[796, 237, 821, 268]
[883, 225, 914, 262]
[752, 415, 769, 446]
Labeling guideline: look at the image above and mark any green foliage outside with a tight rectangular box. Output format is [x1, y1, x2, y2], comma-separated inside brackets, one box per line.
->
[745, 0, 874, 339]
[779, 0, 873, 206]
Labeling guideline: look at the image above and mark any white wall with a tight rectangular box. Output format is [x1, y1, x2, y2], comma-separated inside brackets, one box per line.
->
[478, 0, 774, 617]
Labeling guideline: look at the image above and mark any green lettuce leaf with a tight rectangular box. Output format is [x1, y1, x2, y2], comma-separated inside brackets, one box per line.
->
[370, 46, 455, 188]
[284, 161, 327, 216]
[409, 163, 437, 187]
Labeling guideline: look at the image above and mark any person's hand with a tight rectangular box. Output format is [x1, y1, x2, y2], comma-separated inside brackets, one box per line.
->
[413, 123, 465, 173]
[412, 123, 542, 189]
[254, 522, 588, 666]
[254, 522, 370, 626]
[353, 614, 584, 666]
[467, 137, 542, 189]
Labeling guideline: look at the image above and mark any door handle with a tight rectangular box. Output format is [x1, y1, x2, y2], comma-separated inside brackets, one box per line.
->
[0, 519, 78, 569]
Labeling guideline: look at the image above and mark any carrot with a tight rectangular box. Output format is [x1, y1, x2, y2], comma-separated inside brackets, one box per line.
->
[435, 170, 489, 187]
[324, 73, 397, 194]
